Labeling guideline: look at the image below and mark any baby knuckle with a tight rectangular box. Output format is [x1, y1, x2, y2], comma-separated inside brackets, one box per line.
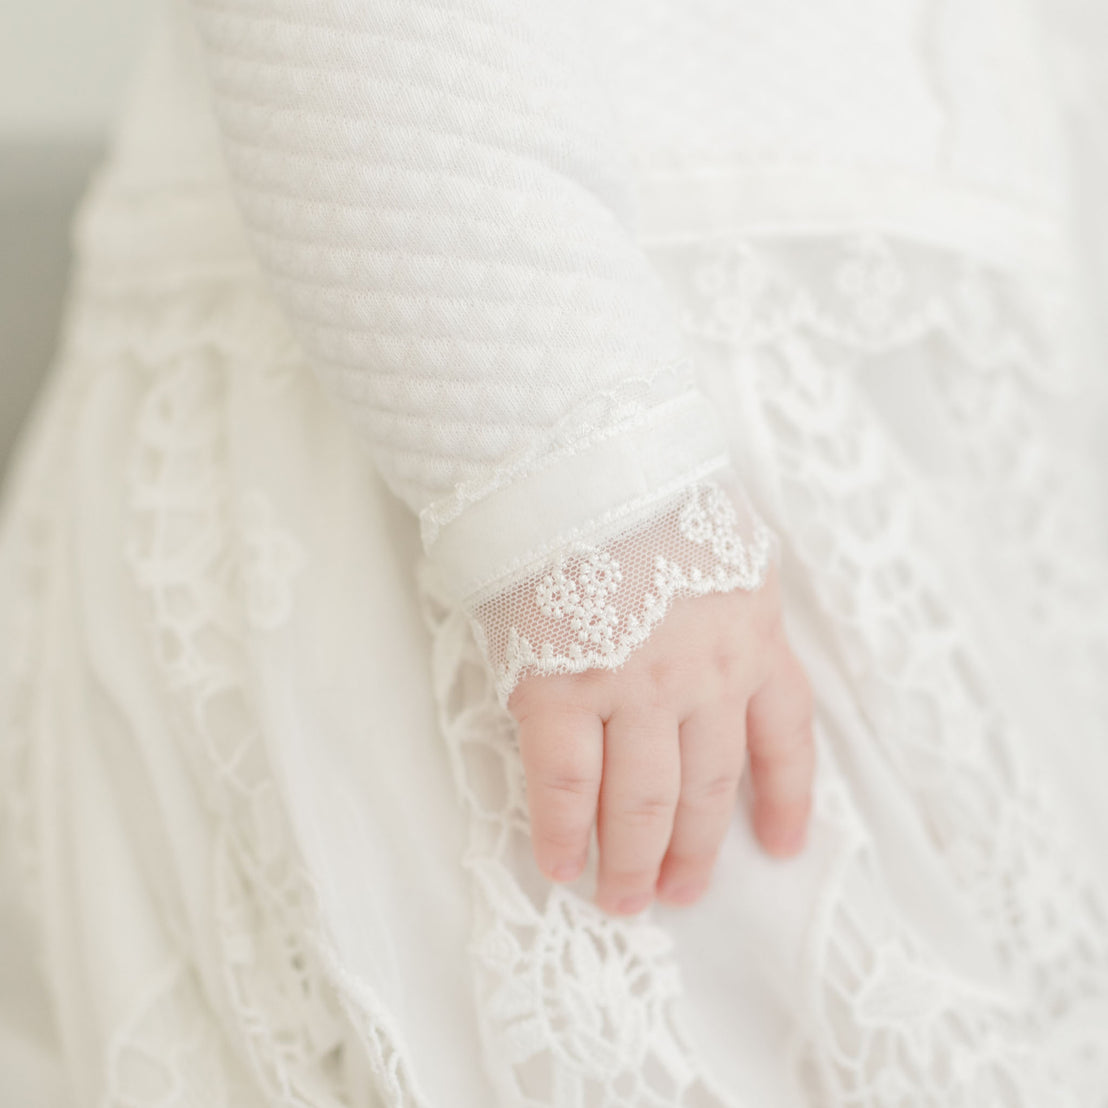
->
[621, 790, 679, 825]
[710, 639, 745, 680]
[643, 658, 684, 705]
[685, 772, 740, 806]
[540, 767, 597, 798]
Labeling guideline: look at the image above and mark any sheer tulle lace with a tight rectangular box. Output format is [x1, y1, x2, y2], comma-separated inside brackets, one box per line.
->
[471, 475, 772, 706]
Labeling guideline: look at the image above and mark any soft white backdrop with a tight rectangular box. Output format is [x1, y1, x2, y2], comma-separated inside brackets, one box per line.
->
[0, 0, 153, 473]
[1, 0, 152, 140]
[0, 9, 151, 1101]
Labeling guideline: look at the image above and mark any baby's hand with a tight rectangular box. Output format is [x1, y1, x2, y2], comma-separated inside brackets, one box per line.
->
[507, 567, 814, 914]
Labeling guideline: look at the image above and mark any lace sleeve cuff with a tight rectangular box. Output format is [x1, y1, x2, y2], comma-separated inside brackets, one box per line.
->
[472, 472, 774, 706]
[420, 386, 774, 705]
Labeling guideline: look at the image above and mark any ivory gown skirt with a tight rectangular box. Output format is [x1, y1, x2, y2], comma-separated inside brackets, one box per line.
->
[2, 2, 1108, 1105]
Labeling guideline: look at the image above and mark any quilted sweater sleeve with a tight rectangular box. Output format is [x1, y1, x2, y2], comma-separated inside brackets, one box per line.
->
[186, 0, 773, 705]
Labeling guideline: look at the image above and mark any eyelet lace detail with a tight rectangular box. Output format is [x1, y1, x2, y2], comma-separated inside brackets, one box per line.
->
[674, 232, 1069, 386]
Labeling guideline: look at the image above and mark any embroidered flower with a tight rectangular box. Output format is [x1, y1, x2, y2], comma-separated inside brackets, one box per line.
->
[535, 552, 622, 655]
[677, 493, 715, 545]
[535, 570, 581, 619]
[490, 482, 773, 701]
[577, 551, 622, 602]
[711, 530, 743, 566]
[569, 601, 619, 652]
[678, 485, 745, 566]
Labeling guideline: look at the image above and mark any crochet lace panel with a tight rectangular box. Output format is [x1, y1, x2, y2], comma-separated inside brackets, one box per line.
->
[664, 232, 1108, 1104]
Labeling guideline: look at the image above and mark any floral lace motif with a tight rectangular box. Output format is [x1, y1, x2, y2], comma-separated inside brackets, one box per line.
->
[676, 232, 1069, 387]
[475, 481, 774, 706]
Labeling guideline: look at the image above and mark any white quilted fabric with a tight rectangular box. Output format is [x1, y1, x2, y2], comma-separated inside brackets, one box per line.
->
[187, 0, 706, 505]
[185, 0, 774, 694]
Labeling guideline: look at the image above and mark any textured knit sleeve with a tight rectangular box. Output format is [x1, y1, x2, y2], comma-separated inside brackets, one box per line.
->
[186, 0, 773, 705]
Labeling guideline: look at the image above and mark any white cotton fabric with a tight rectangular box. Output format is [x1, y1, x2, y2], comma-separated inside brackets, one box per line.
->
[2, 1, 1108, 1106]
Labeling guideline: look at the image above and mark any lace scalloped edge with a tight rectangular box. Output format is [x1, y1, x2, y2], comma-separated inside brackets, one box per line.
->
[474, 481, 776, 706]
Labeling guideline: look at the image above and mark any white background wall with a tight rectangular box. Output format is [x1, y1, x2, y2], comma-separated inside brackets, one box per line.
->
[0, 13, 155, 1089]
[1, 0, 154, 140]
[0, 0, 155, 470]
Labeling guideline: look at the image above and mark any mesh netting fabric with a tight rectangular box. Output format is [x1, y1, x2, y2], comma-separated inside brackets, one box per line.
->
[468, 470, 774, 706]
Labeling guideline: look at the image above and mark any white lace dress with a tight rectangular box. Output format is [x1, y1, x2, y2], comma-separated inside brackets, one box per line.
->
[3, 1, 1108, 1105]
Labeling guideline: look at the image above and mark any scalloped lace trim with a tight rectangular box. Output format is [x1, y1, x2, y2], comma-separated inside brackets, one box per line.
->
[470, 478, 774, 706]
